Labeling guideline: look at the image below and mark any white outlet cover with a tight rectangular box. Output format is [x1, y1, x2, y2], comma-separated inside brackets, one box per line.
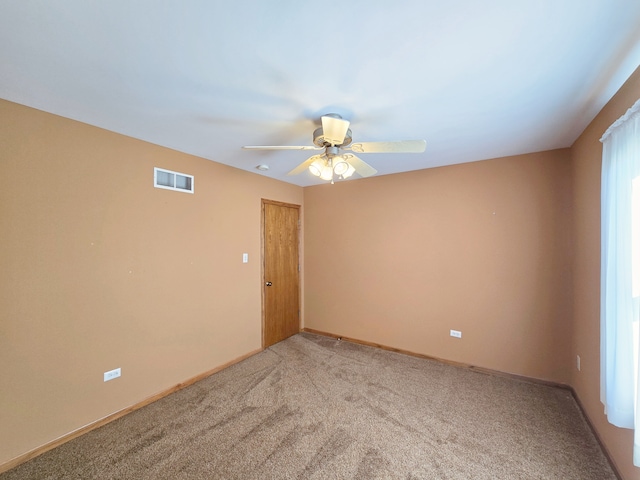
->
[242, 253, 248, 263]
[104, 367, 121, 382]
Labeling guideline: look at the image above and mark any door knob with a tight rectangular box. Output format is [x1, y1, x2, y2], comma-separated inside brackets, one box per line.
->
[265, 281, 272, 287]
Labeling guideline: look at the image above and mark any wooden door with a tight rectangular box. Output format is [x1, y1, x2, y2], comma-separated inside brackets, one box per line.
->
[262, 200, 300, 348]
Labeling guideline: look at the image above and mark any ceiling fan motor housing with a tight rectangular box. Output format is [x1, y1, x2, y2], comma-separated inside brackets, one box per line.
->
[313, 127, 352, 147]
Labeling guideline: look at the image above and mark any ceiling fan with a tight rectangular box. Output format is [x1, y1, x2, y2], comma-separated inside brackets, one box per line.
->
[243, 114, 426, 183]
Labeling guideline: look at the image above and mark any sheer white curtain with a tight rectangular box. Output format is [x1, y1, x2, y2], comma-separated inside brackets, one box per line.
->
[600, 97, 640, 467]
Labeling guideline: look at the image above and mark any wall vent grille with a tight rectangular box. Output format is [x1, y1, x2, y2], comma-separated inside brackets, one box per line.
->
[154, 167, 194, 194]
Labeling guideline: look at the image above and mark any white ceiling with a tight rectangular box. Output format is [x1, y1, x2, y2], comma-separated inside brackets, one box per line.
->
[2, 1, 640, 186]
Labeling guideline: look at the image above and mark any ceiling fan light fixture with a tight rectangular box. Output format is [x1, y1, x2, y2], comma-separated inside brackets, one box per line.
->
[309, 158, 324, 177]
[319, 164, 334, 181]
[341, 164, 356, 179]
[332, 156, 350, 176]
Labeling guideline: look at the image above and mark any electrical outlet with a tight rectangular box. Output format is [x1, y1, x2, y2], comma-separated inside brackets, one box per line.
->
[104, 368, 121, 382]
[242, 253, 248, 263]
[577, 355, 581, 371]
[450, 329, 462, 339]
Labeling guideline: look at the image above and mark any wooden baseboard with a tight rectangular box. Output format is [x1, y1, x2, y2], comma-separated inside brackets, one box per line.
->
[0, 347, 262, 475]
[302, 327, 569, 389]
[567, 387, 624, 480]
[302, 328, 625, 478]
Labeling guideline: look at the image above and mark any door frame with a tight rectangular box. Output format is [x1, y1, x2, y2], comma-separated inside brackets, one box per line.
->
[261, 199, 302, 348]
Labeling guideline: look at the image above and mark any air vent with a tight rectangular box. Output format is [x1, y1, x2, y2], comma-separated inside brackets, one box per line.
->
[154, 167, 194, 194]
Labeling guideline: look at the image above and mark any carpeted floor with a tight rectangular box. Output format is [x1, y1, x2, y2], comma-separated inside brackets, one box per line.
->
[1, 332, 617, 479]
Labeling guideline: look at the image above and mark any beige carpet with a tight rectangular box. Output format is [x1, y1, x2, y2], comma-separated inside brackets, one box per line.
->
[1, 333, 616, 479]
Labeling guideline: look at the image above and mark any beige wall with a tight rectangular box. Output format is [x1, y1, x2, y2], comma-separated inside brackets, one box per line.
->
[0, 99, 303, 466]
[570, 66, 640, 480]
[304, 149, 573, 383]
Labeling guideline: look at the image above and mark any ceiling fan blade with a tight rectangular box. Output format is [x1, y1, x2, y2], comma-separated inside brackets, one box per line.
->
[287, 155, 323, 176]
[242, 145, 322, 151]
[348, 140, 426, 153]
[344, 154, 377, 177]
[321, 115, 350, 146]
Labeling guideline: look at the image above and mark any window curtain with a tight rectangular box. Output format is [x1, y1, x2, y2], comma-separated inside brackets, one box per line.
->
[600, 97, 640, 467]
